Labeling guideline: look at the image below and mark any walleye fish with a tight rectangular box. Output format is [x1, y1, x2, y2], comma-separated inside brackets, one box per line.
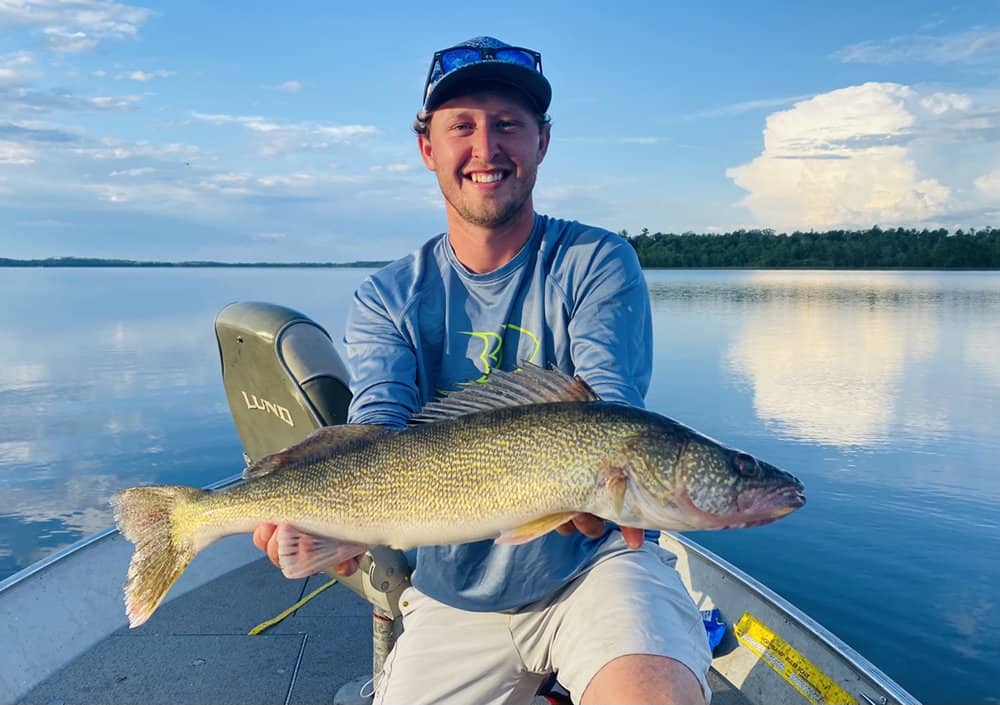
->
[112, 365, 804, 627]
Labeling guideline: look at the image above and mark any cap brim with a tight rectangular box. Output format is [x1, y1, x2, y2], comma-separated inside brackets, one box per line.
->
[425, 62, 551, 113]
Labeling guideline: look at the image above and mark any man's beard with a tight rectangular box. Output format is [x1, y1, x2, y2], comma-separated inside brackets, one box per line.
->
[442, 170, 537, 228]
[446, 191, 531, 228]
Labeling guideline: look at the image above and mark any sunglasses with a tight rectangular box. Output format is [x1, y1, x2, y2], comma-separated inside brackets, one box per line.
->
[424, 46, 544, 103]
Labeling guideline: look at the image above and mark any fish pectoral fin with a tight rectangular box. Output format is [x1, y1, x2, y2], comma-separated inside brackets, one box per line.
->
[495, 512, 579, 545]
[275, 523, 370, 580]
[600, 463, 629, 516]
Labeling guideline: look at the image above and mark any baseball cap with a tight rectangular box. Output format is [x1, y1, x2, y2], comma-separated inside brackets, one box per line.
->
[422, 36, 551, 113]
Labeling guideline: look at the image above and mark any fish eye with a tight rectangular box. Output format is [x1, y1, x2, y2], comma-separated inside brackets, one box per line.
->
[734, 452, 760, 478]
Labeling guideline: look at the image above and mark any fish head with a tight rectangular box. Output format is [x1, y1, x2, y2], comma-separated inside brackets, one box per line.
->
[624, 415, 805, 531]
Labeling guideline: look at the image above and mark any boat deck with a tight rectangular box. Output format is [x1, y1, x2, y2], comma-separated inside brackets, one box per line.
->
[18, 557, 747, 705]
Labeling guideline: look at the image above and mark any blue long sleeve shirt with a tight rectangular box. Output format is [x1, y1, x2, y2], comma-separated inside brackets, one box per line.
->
[344, 213, 653, 611]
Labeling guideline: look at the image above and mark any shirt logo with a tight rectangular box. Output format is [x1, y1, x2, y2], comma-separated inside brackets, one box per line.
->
[461, 323, 541, 382]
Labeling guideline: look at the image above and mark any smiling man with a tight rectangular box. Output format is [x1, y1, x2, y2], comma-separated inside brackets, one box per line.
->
[254, 36, 711, 704]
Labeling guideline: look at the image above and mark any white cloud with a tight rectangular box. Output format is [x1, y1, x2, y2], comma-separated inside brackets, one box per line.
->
[70, 138, 198, 160]
[0, 50, 32, 67]
[278, 80, 302, 93]
[833, 28, 1000, 64]
[0, 139, 35, 163]
[0, 0, 155, 53]
[723, 82, 1000, 230]
[89, 94, 141, 109]
[191, 111, 377, 156]
[1, 87, 143, 114]
[0, 50, 35, 85]
[109, 166, 154, 176]
[117, 68, 172, 81]
[920, 92, 972, 115]
[370, 162, 416, 173]
[41, 26, 96, 52]
[975, 170, 1000, 200]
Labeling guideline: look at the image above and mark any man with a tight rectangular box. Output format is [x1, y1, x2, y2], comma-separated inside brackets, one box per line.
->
[254, 36, 711, 704]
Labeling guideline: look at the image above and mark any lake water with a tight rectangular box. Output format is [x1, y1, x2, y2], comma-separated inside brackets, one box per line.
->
[1, 267, 998, 704]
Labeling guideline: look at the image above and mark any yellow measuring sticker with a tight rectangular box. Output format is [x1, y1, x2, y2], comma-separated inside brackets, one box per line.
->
[734, 612, 857, 705]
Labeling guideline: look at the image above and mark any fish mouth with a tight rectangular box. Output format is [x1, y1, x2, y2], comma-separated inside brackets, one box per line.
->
[670, 481, 805, 531]
[727, 485, 806, 529]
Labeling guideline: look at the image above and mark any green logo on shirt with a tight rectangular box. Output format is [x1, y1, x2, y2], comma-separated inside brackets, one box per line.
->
[461, 323, 541, 382]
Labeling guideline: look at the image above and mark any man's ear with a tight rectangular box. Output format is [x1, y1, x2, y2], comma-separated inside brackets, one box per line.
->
[536, 122, 551, 165]
[418, 133, 436, 171]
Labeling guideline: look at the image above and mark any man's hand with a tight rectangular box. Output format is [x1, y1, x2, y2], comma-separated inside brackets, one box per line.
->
[555, 513, 645, 549]
[251, 523, 361, 577]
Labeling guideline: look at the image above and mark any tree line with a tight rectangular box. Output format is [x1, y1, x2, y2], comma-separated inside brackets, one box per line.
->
[621, 226, 1000, 269]
[4, 227, 999, 269]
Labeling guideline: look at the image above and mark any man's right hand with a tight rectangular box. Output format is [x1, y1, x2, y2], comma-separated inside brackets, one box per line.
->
[251, 523, 361, 577]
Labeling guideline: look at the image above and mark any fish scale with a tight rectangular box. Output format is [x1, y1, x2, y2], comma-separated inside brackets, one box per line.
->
[112, 365, 805, 627]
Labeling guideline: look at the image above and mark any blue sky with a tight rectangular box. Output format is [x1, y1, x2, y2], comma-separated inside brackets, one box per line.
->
[1, 1, 998, 262]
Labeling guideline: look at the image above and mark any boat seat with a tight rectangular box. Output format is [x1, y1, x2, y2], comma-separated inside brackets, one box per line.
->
[215, 301, 411, 618]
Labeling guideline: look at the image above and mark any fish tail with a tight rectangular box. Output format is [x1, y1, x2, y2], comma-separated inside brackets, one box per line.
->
[111, 485, 207, 628]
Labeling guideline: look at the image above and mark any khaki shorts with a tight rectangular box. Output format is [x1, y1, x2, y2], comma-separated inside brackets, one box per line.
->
[374, 536, 712, 705]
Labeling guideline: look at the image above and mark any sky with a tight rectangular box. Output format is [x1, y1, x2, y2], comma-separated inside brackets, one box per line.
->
[1, 0, 998, 263]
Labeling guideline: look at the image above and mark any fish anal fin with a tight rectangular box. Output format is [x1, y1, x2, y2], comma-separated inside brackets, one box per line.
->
[495, 511, 579, 545]
[244, 425, 388, 480]
[276, 523, 370, 579]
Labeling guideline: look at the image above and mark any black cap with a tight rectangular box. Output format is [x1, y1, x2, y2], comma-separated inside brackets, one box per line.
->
[422, 36, 551, 113]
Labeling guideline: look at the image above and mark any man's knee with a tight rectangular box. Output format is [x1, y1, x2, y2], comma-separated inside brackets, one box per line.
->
[580, 654, 707, 705]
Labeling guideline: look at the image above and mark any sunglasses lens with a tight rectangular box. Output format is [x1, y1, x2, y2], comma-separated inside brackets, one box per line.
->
[494, 48, 537, 69]
[439, 48, 484, 72]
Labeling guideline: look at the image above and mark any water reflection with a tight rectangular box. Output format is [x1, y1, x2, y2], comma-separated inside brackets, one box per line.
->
[0, 267, 370, 579]
[3, 267, 1000, 703]
[646, 270, 1000, 449]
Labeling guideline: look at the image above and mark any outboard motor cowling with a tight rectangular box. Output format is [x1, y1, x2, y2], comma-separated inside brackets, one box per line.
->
[215, 301, 352, 463]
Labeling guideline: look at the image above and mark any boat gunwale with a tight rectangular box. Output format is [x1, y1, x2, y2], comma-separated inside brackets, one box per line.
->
[664, 532, 920, 705]
[0, 472, 245, 595]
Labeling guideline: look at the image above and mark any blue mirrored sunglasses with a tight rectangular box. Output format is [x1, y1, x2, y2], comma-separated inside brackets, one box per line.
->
[423, 46, 543, 103]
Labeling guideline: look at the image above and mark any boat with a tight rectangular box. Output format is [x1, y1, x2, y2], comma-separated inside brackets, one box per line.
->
[0, 302, 921, 705]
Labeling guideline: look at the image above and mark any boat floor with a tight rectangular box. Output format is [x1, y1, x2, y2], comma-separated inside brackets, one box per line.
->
[18, 557, 747, 705]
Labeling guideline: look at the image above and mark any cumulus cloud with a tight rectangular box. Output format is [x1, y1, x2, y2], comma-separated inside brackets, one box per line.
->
[833, 28, 1000, 64]
[278, 80, 302, 93]
[191, 111, 377, 156]
[726, 82, 1000, 230]
[0, 0, 154, 53]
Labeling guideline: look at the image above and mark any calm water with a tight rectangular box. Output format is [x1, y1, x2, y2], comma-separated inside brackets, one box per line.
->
[1, 268, 998, 703]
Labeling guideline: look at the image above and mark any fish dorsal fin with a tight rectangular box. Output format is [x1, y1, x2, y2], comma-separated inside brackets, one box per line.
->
[243, 424, 388, 480]
[411, 363, 600, 424]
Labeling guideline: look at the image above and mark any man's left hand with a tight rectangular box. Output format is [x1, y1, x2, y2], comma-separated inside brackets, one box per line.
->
[555, 513, 645, 548]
